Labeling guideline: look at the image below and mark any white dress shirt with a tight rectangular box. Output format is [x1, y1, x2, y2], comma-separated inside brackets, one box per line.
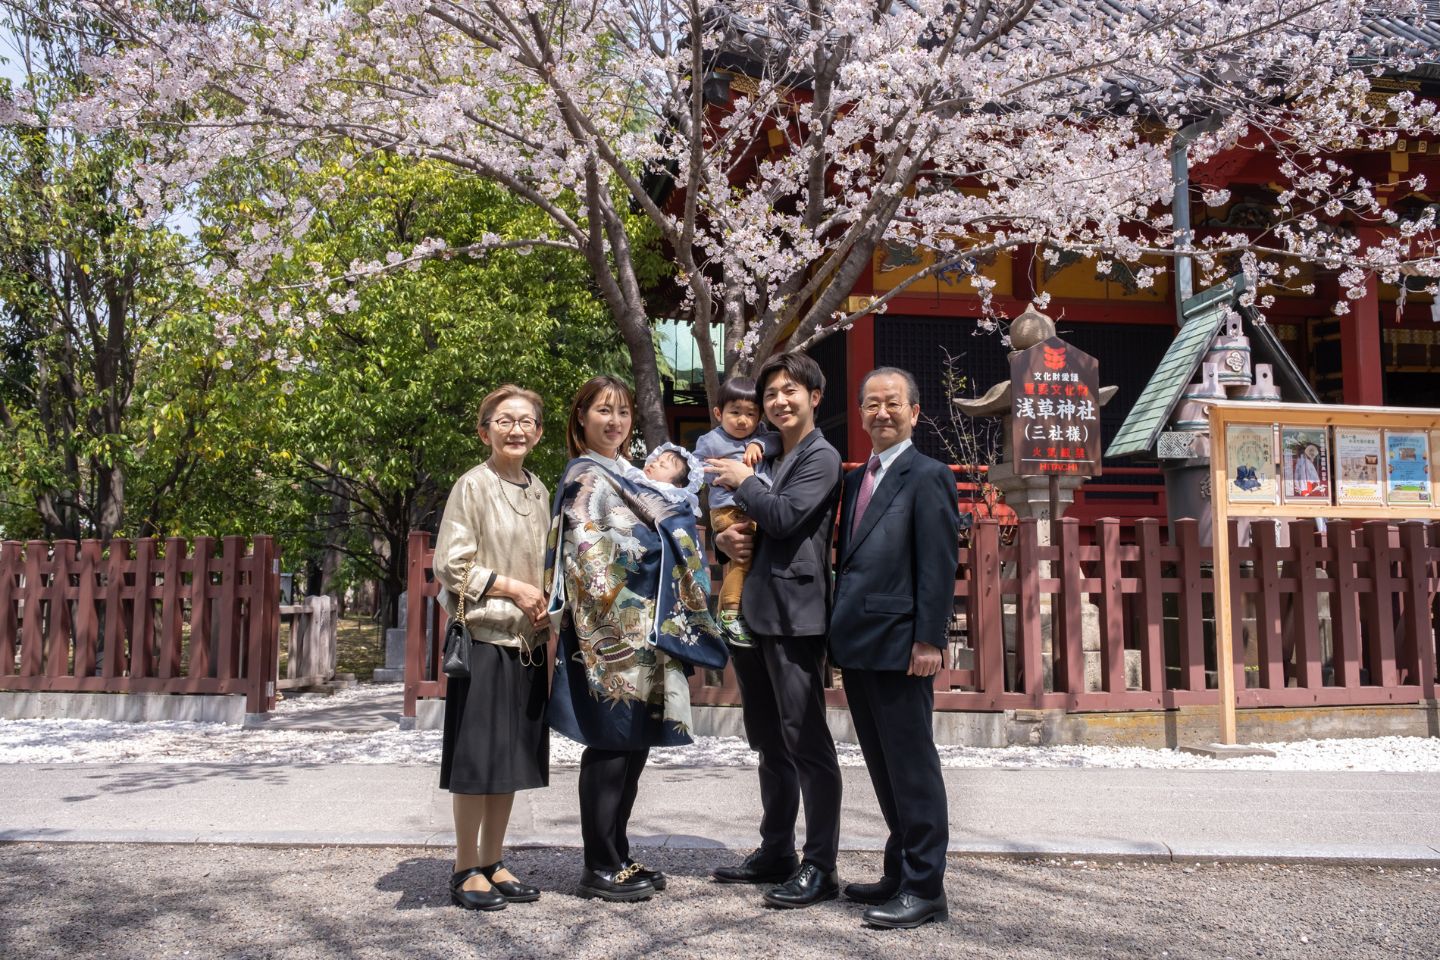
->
[867, 438, 913, 489]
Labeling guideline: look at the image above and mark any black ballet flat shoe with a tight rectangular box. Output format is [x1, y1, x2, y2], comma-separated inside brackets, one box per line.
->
[480, 859, 541, 903]
[577, 865, 656, 902]
[450, 866, 507, 911]
[621, 858, 667, 892]
[862, 892, 949, 930]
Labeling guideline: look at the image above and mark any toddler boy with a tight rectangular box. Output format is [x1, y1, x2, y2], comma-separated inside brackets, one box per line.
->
[694, 377, 775, 646]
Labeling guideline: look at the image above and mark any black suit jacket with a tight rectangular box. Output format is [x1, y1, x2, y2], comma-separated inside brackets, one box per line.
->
[830, 445, 961, 671]
[733, 428, 842, 638]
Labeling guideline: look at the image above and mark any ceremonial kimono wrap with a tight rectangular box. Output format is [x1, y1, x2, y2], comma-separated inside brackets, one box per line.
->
[546, 453, 728, 750]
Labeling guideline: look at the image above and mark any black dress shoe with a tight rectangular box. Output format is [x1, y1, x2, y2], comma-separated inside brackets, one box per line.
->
[449, 866, 507, 911]
[480, 859, 541, 903]
[843, 877, 900, 905]
[577, 866, 656, 902]
[863, 892, 949, 929]
[762, 862, 840, 909]
[713, 847, 800, 885]
[621, 858, 667, 891]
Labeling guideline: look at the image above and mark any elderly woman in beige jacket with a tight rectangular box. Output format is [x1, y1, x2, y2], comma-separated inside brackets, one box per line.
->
[433, 384, 551, 912]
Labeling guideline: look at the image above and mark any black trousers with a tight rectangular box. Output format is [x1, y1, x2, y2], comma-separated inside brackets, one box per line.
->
[578, 746, 649, 870]
[732, 634, 842, 872]
[842, 668, 948, 899]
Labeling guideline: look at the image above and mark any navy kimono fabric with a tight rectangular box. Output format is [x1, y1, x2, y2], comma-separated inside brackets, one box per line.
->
[545, 455, 727, 750]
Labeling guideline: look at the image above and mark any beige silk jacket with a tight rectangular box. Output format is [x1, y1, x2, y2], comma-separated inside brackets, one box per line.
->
[433, 462, 550, 650]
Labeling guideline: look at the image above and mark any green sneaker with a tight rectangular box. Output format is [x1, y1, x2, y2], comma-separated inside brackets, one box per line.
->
[718, 610, 755, 649]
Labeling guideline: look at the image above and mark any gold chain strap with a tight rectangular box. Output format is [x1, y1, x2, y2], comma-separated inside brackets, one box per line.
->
[456, 556, 476, 627]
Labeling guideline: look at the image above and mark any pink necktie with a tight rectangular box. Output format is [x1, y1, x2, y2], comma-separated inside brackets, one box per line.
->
[851, 455, 881, 537]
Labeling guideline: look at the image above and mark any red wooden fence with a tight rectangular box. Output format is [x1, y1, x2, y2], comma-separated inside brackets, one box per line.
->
[404, 519, 1440, 717]
[0, 537, 280, 714]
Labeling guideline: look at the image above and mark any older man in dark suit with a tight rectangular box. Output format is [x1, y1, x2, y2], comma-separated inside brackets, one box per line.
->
[706, 350, 844, 909]
[831, 366, 959, 929]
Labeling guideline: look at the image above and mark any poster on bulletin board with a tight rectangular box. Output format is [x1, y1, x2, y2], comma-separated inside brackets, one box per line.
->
[1224, 423, 1279, 505]
[1280, 426, 1331, 504]
[1384, 430, 1432, 505]
[1334, 428, 1384, 506]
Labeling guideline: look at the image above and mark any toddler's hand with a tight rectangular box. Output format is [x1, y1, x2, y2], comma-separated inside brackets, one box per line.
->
[743, 442, 764, 468]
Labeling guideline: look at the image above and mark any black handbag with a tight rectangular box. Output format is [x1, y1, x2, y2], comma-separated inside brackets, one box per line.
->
[442, 559, 476, 678]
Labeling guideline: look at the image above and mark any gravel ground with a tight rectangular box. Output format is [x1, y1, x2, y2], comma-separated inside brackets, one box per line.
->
[2, 844, 1436, 960]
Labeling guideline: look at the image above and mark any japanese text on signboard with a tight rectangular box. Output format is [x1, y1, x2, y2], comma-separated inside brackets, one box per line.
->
[1010, 338, 1102, 477]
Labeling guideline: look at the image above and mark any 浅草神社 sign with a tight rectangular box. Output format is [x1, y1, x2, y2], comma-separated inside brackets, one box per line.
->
[1010, 337, 1102, 478]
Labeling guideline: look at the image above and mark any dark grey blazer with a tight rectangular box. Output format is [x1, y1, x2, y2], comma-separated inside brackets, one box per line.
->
[830, 445, 960, 671]
[732, 428, 843, 638]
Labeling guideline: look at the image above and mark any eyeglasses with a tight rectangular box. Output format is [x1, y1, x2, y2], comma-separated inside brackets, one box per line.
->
[861, 401, 911, 415]
[486, 417, 539, 432]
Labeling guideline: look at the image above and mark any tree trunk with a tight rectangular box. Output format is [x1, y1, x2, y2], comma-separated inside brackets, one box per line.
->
[617, 309, 668, 450]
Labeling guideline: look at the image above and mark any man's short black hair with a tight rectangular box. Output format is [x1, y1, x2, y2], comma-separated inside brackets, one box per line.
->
[717, 377, 758, 409]
[755, 351, 825, 403]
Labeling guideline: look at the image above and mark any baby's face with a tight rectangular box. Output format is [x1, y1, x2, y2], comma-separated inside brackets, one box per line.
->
[644, 452, 686, 485]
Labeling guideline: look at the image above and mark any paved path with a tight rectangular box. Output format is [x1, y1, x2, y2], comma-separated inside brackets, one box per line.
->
[245, 688, 401, 732]
[4, 763, 1438, 863]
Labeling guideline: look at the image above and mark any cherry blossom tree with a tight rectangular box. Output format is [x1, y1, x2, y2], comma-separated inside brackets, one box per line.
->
[19, 0, 1440, 444]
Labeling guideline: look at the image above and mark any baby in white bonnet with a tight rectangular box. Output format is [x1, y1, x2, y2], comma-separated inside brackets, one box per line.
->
[638, 442, 703, 517]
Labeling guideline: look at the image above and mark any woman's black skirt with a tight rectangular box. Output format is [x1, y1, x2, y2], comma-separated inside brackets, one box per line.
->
[440, 641, 549, 794]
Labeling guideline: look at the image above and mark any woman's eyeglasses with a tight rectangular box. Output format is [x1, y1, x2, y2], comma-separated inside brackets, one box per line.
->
[486, 417, 539, 432]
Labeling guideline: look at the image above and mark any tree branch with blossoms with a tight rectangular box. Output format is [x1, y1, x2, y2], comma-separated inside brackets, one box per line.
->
[28, 0, 1440, 448]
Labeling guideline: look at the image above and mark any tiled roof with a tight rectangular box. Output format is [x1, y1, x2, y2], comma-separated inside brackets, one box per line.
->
[712, 2, 1440, 83]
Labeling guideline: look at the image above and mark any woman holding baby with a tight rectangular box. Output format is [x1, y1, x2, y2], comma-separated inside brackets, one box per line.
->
[544, 375, 728, 902]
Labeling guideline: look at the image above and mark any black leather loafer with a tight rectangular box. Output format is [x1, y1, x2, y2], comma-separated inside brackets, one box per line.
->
[762, 862, 839, 909]
[712, 847, 800, 885]
[480, 860, 541, 903]
[621, 858, 667, 891]
[843, 877, 900, 905]
[863, 892, 949, 929]
[450, 866, 507, 911]
[577, 866, 656, 902]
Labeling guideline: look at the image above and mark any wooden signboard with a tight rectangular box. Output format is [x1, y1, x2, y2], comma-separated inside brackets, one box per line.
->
[1010, 337, 1102, 478]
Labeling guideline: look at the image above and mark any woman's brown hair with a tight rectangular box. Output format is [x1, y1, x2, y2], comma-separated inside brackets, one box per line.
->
[566, 375, 635, 459]
[476, 384, 544, 438]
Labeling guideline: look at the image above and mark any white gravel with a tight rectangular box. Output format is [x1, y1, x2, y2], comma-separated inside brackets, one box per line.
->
[2, 681, 1438, 771]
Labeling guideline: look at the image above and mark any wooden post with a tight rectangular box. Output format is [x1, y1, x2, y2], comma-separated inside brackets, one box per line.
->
[1097, 518, 1126, 692]
[1293, 520, 1323, 690]
[1048, 474, 1060, 548]
[189, 536, 215, 680]
[1176, 519, 1207, 691]
[1016, 519, 1042, 701]
[74, 540, 102, 679]
[1056, 518, 1084, 695]
[1399, 522, 1436, 699]
[0, 542, 20, 676]
[1136, 518, 1166, 694]
[403, 530, 430, 720]
[1209, 416, 1238, 744]
[974, 520, 1005, 701]
[20, 542, 45, 677]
